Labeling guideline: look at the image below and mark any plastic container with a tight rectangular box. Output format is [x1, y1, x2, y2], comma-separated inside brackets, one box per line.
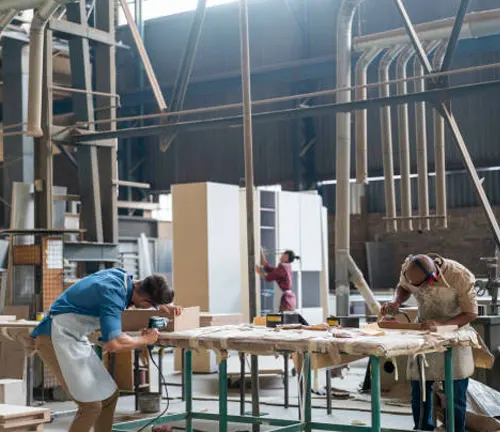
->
[138, 392, 161, 414]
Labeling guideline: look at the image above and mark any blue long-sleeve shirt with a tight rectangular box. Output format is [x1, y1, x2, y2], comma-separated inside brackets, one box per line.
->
[31, 268, 134, 342]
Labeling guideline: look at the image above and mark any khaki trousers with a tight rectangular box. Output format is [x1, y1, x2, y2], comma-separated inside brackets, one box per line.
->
[35, 336, 119, 432]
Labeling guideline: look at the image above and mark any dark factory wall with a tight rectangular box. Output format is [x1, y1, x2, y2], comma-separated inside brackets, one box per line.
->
[115, 0, 500, 197]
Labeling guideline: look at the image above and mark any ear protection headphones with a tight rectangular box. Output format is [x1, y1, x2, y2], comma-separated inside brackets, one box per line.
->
[408, 254, 439, 285]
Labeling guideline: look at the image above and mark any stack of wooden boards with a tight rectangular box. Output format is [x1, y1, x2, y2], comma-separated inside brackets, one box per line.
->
[0, 405, 50, 431]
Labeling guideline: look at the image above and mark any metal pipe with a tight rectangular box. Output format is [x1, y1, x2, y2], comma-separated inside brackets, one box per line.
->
[27, 0, 61, 138]
[0, 10, 17, 33]
[355, 47, 381, 184]
[118, 0, 167, 112]
[413, 41, 439, 231]
[160, 0, 208, 152]
[396, 46, 415, 231]
[353, 9, 500, 52]
[335, 0, 365, 318]
[433, 42, 448, 229]
[0, 0, 46, 12]
[239, 0, 259, 428]
[70, 78, 500, 143]
[379, 45, 404, 233]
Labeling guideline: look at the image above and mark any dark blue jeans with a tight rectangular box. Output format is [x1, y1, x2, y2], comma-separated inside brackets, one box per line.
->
[411, 379, 468, 432]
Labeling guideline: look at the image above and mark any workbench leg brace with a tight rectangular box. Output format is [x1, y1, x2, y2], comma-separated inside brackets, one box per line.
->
[111, 349, 456, 432]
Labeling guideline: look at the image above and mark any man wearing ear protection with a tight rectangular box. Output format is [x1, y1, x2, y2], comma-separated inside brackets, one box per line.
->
[381, 254, 478, 432]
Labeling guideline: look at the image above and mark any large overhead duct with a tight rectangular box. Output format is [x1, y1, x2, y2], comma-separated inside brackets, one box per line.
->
[0, 0, 48, 12]
[354, 9, 500, 52]
[27, 0, 73, 137]
[396, 45, 415, 232]
[379, 45, 404, 233]
[413, 41, 439, 231]
[355, 47, 381, 184]
[433, 41, 448, 229]
[335, 0, 365, 317]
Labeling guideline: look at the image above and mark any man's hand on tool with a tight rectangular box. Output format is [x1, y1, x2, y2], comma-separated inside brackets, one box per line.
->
[159, 304, 183, 316]
[420, 320, 441, 330]
[380, 301, 400, 316]
[142, 328, 160, 346]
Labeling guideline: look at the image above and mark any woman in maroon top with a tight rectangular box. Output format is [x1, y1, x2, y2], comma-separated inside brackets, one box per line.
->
[255, 249, 300, 311]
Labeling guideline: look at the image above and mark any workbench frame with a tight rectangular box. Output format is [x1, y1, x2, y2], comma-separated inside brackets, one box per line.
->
[112, 348, 456, 432]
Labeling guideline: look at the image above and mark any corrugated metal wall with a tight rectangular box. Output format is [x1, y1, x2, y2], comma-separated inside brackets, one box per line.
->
[116, 0, 500, 196]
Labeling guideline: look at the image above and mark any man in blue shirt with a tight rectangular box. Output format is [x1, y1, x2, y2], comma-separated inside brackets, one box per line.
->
[32, 268, 182, 432]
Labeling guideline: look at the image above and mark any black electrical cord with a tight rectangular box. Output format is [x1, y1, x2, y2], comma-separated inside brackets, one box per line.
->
[136, 347, 170, 432]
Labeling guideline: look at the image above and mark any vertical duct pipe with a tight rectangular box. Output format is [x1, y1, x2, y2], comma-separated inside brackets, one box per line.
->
[396, 46, 415, 231]
[355, 47, 382, 185]
[27, 0, 61, 138]
[413, 41, 439, 231]
[335, 0, 365, 317]
[379, 45, 404, 233]
[433, 41, 448, 229]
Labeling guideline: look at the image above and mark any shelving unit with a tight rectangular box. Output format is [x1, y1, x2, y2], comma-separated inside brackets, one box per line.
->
[259, 190, 277, 315]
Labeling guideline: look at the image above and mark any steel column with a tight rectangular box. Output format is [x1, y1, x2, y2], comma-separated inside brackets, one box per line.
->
[438, 106, 500, 248]
[440, 0, 471, 73]
[160, 0, 208, 152]
[95, 0, 119, 246]
[392, 0, 433, 75]
[118, 0, 167, 112]
[66, 1, 104, 244]
[1, 39, 34, 226]
[239, 0, 260, 429]
[34, 29, 54, 230]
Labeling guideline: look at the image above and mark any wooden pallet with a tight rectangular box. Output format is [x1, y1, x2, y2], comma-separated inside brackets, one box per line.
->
[0, 404, 50, 431]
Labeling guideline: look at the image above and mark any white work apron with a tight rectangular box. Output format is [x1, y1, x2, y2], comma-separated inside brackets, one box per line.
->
[407, 281, 474, 381]
[51, 272, 128, 402]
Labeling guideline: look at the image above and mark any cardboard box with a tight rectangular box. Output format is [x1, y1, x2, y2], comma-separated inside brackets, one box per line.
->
[0, 379, 25, 405]
[0, 307, 30, 381]
[174, 313, 243, 373]
[121, 306, 200, 333]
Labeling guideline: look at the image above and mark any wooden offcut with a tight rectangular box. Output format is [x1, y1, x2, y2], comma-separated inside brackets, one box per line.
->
[0, 404, 50, 431]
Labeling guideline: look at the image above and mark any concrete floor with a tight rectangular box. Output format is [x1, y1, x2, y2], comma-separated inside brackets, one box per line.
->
[41, 353, 414, 431]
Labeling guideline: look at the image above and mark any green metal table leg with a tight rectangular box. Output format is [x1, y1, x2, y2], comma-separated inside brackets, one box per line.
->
[304, 353, 312, 432]
[444, 348, 454, 432]
[219, 356, 228, 432]
[184, 350, 193, 432]
[370, 356, 381, 432]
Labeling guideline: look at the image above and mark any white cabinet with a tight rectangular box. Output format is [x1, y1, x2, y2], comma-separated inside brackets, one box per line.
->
[173, 182, 241, 314]
[299, 194, 322, 271]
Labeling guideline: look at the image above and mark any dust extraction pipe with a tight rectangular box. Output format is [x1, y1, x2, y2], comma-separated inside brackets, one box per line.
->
[396, 46, 415, 232]
[433, 41, 448, 229]
[413, 41, 439, 231]
[0, 10, 17, 33]
[27, 0, 66, 137]
[335, 0, 365, 317]
[0, 0, 47, 11]
[354, 9, 500, 52]
[379, 45, 404, 233]
[355, 47, 381, 184]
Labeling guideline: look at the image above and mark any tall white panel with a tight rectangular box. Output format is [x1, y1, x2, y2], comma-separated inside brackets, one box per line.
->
[299, 194, 322, 271]
[207, 183, 241, 314]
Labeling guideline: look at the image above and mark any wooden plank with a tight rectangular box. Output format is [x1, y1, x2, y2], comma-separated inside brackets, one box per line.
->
[117, 201, 158, 211]
[0, 404, 50, 421]
[378, 321, 458, 333]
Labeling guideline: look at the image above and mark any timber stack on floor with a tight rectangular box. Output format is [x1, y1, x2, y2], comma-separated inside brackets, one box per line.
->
[0, 405, 50, 431]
